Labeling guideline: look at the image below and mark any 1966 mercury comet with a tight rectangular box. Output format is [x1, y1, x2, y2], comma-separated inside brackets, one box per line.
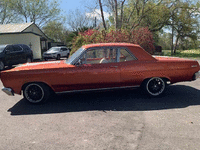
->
[0, 43, 200, 104]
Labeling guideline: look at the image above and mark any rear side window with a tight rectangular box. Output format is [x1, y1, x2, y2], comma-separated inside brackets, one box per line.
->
[22, 45, 31, 51]
[119, 48, 136, 62]
[61, 48, 68, 51]
[13, 45, 22, 52]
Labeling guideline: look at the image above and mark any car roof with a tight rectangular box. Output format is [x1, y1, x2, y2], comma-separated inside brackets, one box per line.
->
[82, 43, 141, 49]
[82, 43, 156, 61]
[0, 44, 28, 47]
[51, 46, 67, 48]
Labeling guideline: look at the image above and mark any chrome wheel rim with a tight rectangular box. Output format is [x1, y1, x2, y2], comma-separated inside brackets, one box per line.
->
[24, 84, 44, 103]
[146, 77, 165, 96]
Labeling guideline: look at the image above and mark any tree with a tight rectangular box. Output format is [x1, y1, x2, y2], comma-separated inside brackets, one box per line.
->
[71, 27, 155, 54]
[158, 32, 172, 50]
[42, 21, 67, 44]
[67, 9, 93, 32]
[8, 0, 61, 27]
[169, 1, 200, 53]
[99, 0, 107, 30]
[0, 0, 20, 24]
[98, 0, 126, 30]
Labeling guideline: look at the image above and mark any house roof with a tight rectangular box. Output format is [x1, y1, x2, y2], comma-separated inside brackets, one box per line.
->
[0, 22, 52, 41]
[0, 22, 33, 33]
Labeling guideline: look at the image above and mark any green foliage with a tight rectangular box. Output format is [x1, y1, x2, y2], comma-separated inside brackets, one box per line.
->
[0, 0, 21, 24]
[158, 32, 172, 50]
[163, 49, 200, 58]
[42, 21, 67, 44]
[5, 0, 62, 27]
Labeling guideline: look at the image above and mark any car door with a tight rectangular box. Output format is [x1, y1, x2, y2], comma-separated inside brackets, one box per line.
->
[4, 45, 16, 65]
[117, 47, 142, 86]
[61, 48, 68, 57]
[12, 45, 25, 64]
[61, 47, 121, 91]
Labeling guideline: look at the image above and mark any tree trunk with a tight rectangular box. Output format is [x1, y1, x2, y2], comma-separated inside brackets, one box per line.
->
[120, 0, 125, 29]
[114, 0, 118, 30]
[99, 0, 107, 30]
[174, 35, 180, 54]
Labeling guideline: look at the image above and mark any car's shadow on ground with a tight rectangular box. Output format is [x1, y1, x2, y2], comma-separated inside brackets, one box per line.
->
[8, 85, 200, 115]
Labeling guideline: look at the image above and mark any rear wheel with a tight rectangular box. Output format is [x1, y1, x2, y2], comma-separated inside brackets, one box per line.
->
[56, 55, 60, 60]
[0, 61, 5, 71]
[26, 57, 32, 63]
[23, 83, 50, 104]
[142, 77, 166, 97]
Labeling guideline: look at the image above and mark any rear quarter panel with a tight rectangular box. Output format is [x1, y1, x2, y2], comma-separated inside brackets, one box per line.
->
[120, 59, 199, 86]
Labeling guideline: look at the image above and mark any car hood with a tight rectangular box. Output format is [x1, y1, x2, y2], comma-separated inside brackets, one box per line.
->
[4, 60, 74, 72]
[44, 51, 57, 54]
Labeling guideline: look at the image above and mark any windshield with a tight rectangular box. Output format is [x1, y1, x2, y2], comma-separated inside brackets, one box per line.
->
[0, 45, 6, 53]
[47, 47, 60, 52]
[65, 47, 85, 64]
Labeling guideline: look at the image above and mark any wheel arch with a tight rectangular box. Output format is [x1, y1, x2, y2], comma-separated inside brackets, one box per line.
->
[21, 81, 55, 94]
[141, 77, 171, 86]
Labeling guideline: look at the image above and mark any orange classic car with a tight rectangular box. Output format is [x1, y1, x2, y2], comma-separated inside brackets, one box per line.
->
[0, 43, 200, 104]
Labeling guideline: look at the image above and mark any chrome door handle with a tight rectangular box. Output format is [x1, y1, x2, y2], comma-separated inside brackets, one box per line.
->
[110, 66, 118, 68]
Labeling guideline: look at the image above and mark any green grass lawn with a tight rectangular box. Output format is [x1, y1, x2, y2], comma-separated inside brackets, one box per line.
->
[162, 49, 200, 59]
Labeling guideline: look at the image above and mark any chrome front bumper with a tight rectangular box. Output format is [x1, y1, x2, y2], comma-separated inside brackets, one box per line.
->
[192, 71, 200, 80]
[2, 87, 14, 96]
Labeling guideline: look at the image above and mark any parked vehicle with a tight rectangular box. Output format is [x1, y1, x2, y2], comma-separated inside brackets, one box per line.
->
[43, 46, 70, 60]
[0, 44, 33, 71]
[1, 43, 200, 104]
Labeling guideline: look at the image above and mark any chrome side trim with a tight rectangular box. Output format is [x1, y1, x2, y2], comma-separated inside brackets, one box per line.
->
[2, 87, 14, 96]
[56, 85, 140, 94]
[191, 65, 198, 68]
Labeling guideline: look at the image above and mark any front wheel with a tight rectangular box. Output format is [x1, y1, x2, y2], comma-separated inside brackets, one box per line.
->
[142, 77, 166, 97]
[0, 61, 5, 71]
[23, 83, 50, 104]
[56, 55, 60, 60]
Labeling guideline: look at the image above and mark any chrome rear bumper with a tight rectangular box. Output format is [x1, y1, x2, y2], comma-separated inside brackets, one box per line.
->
[2, 87, 14, 96]
[192, 71, 200, 80]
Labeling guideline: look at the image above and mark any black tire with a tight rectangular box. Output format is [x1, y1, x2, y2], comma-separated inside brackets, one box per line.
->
[56, 55, 60, 60]
[44, 58, 48, 61]
[0, 61, 5, 71]
[66, 53, 69, 59]
[23, 83, 50, 104]
[142, 77, 166, 97]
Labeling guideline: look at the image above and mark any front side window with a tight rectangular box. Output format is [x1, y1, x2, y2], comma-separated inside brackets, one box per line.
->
[5, 45, 14, 52]
[79, 47, 117, 65]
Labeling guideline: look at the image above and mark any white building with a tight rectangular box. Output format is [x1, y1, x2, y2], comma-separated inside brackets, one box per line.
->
[0, 22, 51, 59]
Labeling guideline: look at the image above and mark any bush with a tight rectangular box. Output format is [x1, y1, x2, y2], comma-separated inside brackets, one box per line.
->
[71, 27, 155, 54]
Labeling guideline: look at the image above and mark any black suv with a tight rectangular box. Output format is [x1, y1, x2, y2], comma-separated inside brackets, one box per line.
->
[0, 44, 33, 71]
